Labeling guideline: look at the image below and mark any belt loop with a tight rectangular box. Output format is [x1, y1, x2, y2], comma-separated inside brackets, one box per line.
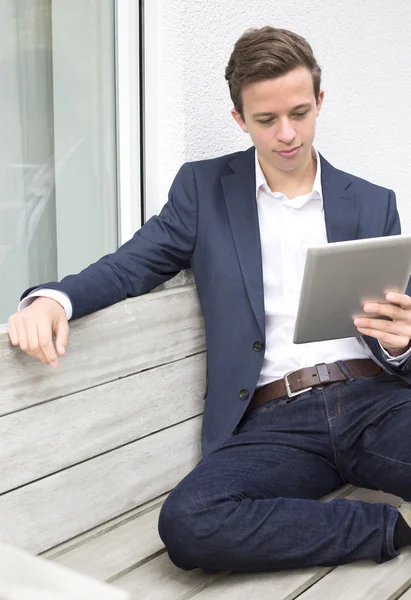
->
[315, 363, 331, 384]
[336, 360, 355, 381]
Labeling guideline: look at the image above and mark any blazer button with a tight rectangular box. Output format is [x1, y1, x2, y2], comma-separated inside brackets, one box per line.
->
[239, 389, 249, 400]
[253, 341, 264, 352]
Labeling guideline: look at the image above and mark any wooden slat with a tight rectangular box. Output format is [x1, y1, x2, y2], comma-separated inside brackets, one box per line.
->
[318, 484, 356, 502]
[0, 417, 202, 555]
[116, 554, 328, 600]
[54, 505, 165, 582]
[398, 585, 411, 599]
[42, 493, 170, 560]
[0, 353, 205, 493]
[115, 552, 229, 600]
[296, 550, 411, 600]
[344, 487, 403, 507]
[0, 285, 205, 415]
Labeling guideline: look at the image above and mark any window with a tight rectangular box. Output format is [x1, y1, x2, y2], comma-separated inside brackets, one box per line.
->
[0, 0, 142, 323]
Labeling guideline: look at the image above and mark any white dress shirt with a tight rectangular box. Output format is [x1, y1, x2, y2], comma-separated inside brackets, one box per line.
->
[254, 147, 410, 386]
[20, 146, 411, 378]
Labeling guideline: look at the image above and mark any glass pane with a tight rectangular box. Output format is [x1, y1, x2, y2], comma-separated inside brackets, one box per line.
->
[0, 0, 118, 323]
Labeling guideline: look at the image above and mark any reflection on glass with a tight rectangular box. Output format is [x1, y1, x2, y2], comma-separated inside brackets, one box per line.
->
[0, 0, 117, 323]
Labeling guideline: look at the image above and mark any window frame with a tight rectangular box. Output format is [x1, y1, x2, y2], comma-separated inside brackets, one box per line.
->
[114, 0, 143, 245]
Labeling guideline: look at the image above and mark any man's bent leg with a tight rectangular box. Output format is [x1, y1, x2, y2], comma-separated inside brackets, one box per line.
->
[320, 367, 411, 561]
[158, 388, 398, 572]
[330, 368, 411, 555]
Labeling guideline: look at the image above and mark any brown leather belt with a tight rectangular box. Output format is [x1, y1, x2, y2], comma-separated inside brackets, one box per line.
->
[245, 359, 381, 415]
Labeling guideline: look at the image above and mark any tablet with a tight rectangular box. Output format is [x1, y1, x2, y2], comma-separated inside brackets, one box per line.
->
[293, 234, 411, 344]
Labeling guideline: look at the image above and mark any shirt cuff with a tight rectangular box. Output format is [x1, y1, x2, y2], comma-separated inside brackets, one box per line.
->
[379, 340, 411, 366]
[18, 289, 73, 321]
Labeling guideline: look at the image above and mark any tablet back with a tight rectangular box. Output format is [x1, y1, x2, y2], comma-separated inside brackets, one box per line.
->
[293, 234, 411, 344]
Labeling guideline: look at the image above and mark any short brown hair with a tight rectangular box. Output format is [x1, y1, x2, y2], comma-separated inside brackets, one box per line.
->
[225, 26, 322, 120]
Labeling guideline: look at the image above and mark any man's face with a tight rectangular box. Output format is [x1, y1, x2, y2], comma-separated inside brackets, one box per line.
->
[231, 66, 324, 173]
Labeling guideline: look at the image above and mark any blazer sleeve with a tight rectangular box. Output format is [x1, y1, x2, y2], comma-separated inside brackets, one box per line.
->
[360, 189, 411, 376]
[20, 162, 198, 320]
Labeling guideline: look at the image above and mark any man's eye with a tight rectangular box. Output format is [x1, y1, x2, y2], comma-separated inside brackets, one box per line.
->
[258, 111, 308, 125]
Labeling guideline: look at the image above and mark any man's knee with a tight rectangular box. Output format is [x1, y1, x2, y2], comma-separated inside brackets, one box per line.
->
[158, 484, 231, 570]
[158, 490, 198, 570]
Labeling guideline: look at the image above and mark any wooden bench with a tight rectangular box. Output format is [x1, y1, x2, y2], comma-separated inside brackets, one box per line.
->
[1, 283, 411, 599]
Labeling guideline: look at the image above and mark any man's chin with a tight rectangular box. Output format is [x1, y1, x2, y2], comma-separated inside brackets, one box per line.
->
[272, 159, 304, 172]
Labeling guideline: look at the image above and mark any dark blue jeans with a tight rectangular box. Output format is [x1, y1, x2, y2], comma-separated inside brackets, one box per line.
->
[158, 362, 411, 572]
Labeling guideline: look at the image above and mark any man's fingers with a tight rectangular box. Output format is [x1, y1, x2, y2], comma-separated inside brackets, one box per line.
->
[354, 315, 411, 333]
[7, 300, 68, 368]
[356, 326, 410, 351]
[25, 319, 53, 365]
[7, 317, 18, 346]
[355, 315, 411, 351]
[55, 317, 69, 356]
[14, 319, 30, 354]
[363, 293, 411, 321]
[37, 317, 59, 367]
[26, 319, 40, 354]
[16, 314, 57, 367]
[386, 292, 411, 309]
[362, 302, 404, 321]
[14, 321, 48, 365]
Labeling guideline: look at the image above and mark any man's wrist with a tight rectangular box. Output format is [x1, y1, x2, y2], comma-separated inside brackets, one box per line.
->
[383, 342, 411, 357]
[19, 289, 72, 320]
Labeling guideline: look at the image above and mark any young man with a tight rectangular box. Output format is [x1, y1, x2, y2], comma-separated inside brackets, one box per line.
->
[8, 26, 411, 572]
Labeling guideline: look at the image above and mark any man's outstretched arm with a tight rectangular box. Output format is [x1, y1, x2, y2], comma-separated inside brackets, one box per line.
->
[21, 162, 198, 319]
[8, 162, 198, 366]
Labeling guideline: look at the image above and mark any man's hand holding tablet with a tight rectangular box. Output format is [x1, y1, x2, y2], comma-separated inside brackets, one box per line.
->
[293, 234, 411, 347]
[354, 291, 411, 357]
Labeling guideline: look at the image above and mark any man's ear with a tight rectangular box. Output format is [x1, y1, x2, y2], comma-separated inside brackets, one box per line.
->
[316, 90, 325, 117]
[231, 108, 249, 134]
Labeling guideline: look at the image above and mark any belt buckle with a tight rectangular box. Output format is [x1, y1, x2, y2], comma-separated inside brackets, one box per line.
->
[283, 370, 313, 398]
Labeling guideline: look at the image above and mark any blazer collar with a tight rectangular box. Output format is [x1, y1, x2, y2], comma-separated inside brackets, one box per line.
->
[255, 146, 323, 208]
[221, 146, 360, 338]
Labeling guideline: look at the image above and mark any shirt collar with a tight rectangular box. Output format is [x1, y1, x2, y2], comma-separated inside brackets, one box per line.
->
[255, 146, 323, 207]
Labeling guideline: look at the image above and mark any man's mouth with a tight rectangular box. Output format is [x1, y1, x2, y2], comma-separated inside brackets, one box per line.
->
[276, 146, 302, 158]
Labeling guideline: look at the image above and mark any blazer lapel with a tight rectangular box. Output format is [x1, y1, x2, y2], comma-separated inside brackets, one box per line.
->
[320, 153, 360, 243]
[221, 147, 265, 338]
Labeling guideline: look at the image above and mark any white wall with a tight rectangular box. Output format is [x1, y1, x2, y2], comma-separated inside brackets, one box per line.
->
[145, 0, 411, 232]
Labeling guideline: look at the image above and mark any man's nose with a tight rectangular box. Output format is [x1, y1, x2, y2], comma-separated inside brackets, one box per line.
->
[277, 120, 296, 144]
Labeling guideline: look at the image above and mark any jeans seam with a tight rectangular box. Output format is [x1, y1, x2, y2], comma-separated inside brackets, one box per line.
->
[364, 447, 411, 467]
[322, 390, 348, 484]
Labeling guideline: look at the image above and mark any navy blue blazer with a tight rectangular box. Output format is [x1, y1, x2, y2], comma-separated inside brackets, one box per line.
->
[22, 146, 411, 457]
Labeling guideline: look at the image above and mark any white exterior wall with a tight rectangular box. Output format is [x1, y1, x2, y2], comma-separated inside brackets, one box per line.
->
[145, 0, 411, 232]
